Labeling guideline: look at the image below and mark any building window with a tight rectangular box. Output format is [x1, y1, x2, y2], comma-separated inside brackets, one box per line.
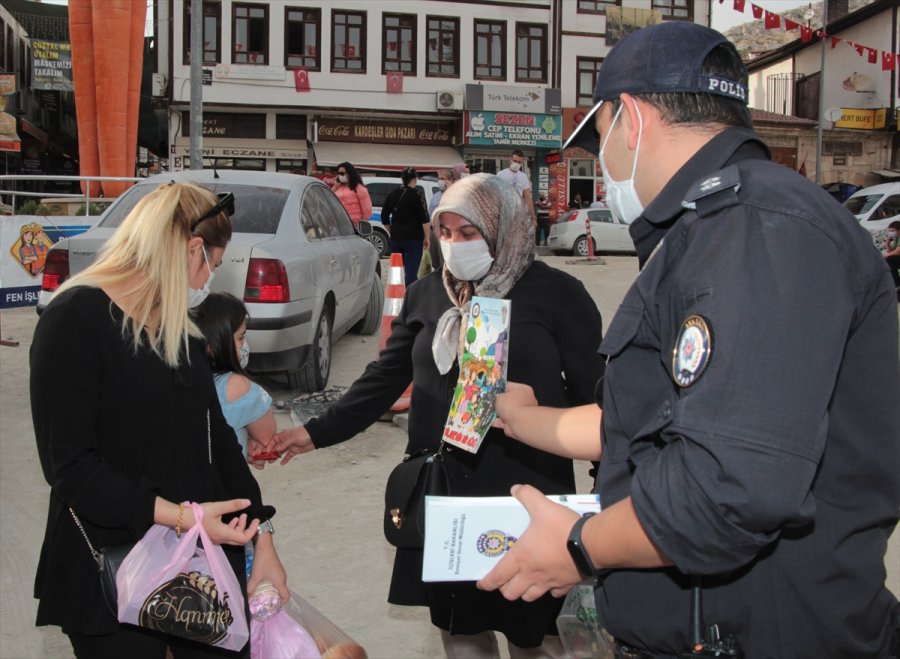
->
[285, 7, 320, 70]
[652, 0, 692, 20]
[577, 0, 620, 13]
[515, 23, 546, 83]
[383, 13, 416, 75]
[233, 3, 268, 64]
[795, 72, 819, 121]
[576, 57, 603, 106]
[183, 1, 220, 66]
[426, 16, 458, 78]
[332, 10, 366, 73]
[276, 114, 307, 140]
[474, 20, 505, 81]
[276, 159, 307, 174]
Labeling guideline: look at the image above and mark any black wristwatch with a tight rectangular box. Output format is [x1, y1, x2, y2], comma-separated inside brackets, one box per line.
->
[567, 512, 599, 578]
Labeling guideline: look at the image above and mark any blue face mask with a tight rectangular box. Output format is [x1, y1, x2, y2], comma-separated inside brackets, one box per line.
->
[889, 230, 898, 239]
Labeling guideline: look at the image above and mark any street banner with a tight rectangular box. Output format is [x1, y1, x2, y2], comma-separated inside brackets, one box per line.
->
[30, 41, 74, 92]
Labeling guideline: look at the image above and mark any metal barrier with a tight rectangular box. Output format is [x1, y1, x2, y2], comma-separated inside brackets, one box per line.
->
[0, 174, 142, 217]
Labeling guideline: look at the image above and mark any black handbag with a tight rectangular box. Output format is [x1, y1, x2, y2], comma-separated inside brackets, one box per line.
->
[69, 507, 134, 616]
[383, 446, 450, 548]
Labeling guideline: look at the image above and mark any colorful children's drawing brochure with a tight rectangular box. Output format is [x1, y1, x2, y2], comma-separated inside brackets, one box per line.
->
[441, 296, 511, 453]
[422, 494, 602, 582]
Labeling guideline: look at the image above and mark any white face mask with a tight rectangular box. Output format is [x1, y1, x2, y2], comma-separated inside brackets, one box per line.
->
[509, 161, 522, 173]
[440, 239, 494, 281]
[239, 338, 250, 369]
[599, 102, 645, 224]
[337, 174, 348, 184]
[438, 180, 448, 191]
[187, 246, 215, 309]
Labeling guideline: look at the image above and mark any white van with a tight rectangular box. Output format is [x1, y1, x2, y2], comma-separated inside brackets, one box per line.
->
[842, 182, 900, 233]
[362, 176, 441, 257]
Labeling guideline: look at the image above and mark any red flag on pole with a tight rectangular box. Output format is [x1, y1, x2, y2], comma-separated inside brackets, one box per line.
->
[294, 67, 310, 92]
[764, 10, 781, 29]
[882, 51, 897, 72]
[751, 3, 763, 18]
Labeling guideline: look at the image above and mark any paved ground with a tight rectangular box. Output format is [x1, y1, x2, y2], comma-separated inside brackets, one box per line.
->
[1, 254, 897, 659]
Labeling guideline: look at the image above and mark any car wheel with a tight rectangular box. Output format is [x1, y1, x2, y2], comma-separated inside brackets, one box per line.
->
[288, 306, 332, 392]
[352, 272, 384, 335]
[367, 230, 390, 258]
[573, 236, 593, 257]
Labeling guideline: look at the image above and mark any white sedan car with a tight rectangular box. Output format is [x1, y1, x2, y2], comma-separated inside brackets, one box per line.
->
[547, 208, 635, 256]
[37, 170, 384, 392]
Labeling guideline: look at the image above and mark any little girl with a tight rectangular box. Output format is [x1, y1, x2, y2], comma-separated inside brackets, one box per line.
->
[194, 292, 277, 462]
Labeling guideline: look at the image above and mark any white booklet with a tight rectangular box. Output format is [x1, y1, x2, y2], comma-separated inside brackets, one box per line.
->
[422, 494, 601, 582]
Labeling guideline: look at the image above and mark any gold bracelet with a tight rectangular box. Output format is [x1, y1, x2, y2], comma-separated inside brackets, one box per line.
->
[175, 502, 184, 538]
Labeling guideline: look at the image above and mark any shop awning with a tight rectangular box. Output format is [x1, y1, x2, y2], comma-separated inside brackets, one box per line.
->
[313, 141, 463, 172]
[868, 169, 900, 180]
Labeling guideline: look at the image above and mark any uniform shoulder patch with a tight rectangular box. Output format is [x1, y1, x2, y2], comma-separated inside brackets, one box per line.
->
[681, 165, 741, 216]
[672, 315, 713, 387]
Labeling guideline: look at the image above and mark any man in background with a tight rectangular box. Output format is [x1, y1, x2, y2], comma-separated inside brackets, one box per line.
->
[497, 149, 536, 227]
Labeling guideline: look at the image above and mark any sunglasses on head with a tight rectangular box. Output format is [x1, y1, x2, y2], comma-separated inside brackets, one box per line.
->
[191, 192, 235, 231]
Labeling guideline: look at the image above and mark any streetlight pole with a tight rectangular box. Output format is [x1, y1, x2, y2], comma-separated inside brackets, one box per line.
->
[815, 0, 829, 185]
[189, 0, 203, 170]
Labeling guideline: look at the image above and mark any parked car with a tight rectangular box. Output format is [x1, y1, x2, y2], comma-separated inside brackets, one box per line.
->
[821, 181, 859, 203]
[37, 170, 384, 392]
[843, 182, 900, 233]
[361, 176, 440, 257]
[547, 208, 635, 256]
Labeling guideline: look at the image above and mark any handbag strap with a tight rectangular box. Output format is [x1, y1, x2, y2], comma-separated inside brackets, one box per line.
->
[68, 408, 211, 566]
[69, 508, 102, 568]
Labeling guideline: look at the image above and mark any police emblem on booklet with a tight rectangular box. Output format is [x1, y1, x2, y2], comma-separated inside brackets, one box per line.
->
[476, 530, 517, 557]
[672, 315, 712, 387]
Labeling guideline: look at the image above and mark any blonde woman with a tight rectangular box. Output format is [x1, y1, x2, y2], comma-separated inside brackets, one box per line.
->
[30, 181, 286, 658]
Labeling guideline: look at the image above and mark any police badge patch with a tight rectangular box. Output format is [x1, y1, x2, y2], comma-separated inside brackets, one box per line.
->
[672, 315, 713, 387]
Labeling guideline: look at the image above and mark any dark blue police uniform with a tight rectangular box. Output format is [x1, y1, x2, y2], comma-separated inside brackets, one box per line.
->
[595, 127, 900, 658]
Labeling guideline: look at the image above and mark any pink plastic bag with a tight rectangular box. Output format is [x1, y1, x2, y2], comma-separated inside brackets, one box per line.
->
[116, 502, 250, 652]
[250, 610, 321, 659]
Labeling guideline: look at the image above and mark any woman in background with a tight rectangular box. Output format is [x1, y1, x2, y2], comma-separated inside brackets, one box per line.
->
[331, 161, 373, 229]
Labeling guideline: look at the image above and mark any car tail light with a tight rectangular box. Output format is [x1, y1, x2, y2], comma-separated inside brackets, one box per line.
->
[244, 258, 290, 303]
[41, 249, 69, 292]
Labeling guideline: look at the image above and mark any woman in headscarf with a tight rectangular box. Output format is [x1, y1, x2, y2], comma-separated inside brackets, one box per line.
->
[270, 174, 605, 658]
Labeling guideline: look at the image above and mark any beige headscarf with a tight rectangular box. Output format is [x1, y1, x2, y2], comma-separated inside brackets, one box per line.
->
[430, 173, 535, 373]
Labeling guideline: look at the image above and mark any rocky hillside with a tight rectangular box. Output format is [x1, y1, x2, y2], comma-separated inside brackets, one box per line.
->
[724, 0, 873, 57]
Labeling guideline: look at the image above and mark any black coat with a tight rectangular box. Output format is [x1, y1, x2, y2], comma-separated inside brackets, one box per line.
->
[306, 261, 605, 647]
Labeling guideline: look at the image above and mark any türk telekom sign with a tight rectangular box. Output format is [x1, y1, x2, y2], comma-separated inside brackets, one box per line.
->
[466, 84, 561, 115]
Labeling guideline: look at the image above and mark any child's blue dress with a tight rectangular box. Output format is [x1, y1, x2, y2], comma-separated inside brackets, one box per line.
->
[214, 372, 272, 458]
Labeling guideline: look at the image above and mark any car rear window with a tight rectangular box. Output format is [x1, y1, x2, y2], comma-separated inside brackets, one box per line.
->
[99, 183, 289, 234]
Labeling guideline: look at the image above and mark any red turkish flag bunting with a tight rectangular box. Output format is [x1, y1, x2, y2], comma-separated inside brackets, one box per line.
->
[294, 67, 310, 92]
[764, 11, 780, 29]
[853, 42, 865, 56]
[386, 72, 403, 93]
[751, 3, 763, 18]
[882, 51, 897, 71]
[833, 37, 843, 49]
[867, 47, 877, 63]
[733, 0, 746, 12]
[784, 18, 799, 30]
[800, 26, 813, 42]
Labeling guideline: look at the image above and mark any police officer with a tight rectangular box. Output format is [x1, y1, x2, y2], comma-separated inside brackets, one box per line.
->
[479, 22, 900, 658]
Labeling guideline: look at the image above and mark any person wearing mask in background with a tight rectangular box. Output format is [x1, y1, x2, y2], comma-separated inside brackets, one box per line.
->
[428, 163, 470, 269]
[382, 167, 430, 285]
[267, 174, 605, 659]
[478, 22, 899, 658]
[30, 181, 287, 657]
[536, 192, 552, 246]
[497, 150, 537, 229]
[883, 220, 900, 300]
[331, 161, 373, 230]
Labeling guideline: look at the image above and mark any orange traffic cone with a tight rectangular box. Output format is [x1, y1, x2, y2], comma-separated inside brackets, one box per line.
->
[380, 253, 412, 412]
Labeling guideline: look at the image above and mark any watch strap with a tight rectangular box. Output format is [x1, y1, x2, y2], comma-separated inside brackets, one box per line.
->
[567, 512, 599, 577]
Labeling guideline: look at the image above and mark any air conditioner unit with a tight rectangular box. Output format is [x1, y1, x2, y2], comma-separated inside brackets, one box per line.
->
[151, 73, 167, 98]
[436, 90, 463, 111]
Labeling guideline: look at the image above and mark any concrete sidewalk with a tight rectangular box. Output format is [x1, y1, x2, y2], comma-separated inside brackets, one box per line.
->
[1, 255, 897, 659]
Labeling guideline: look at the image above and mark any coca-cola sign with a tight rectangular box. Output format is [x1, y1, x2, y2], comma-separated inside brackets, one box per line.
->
[317, 118, 455, 146]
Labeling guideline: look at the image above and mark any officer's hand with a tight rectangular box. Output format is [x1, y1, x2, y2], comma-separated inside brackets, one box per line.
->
[477, 484, 582, 601]
[492, 382, 538, 436]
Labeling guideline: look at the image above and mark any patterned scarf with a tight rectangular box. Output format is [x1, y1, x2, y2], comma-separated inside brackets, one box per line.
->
[430, 173, 535, 373]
